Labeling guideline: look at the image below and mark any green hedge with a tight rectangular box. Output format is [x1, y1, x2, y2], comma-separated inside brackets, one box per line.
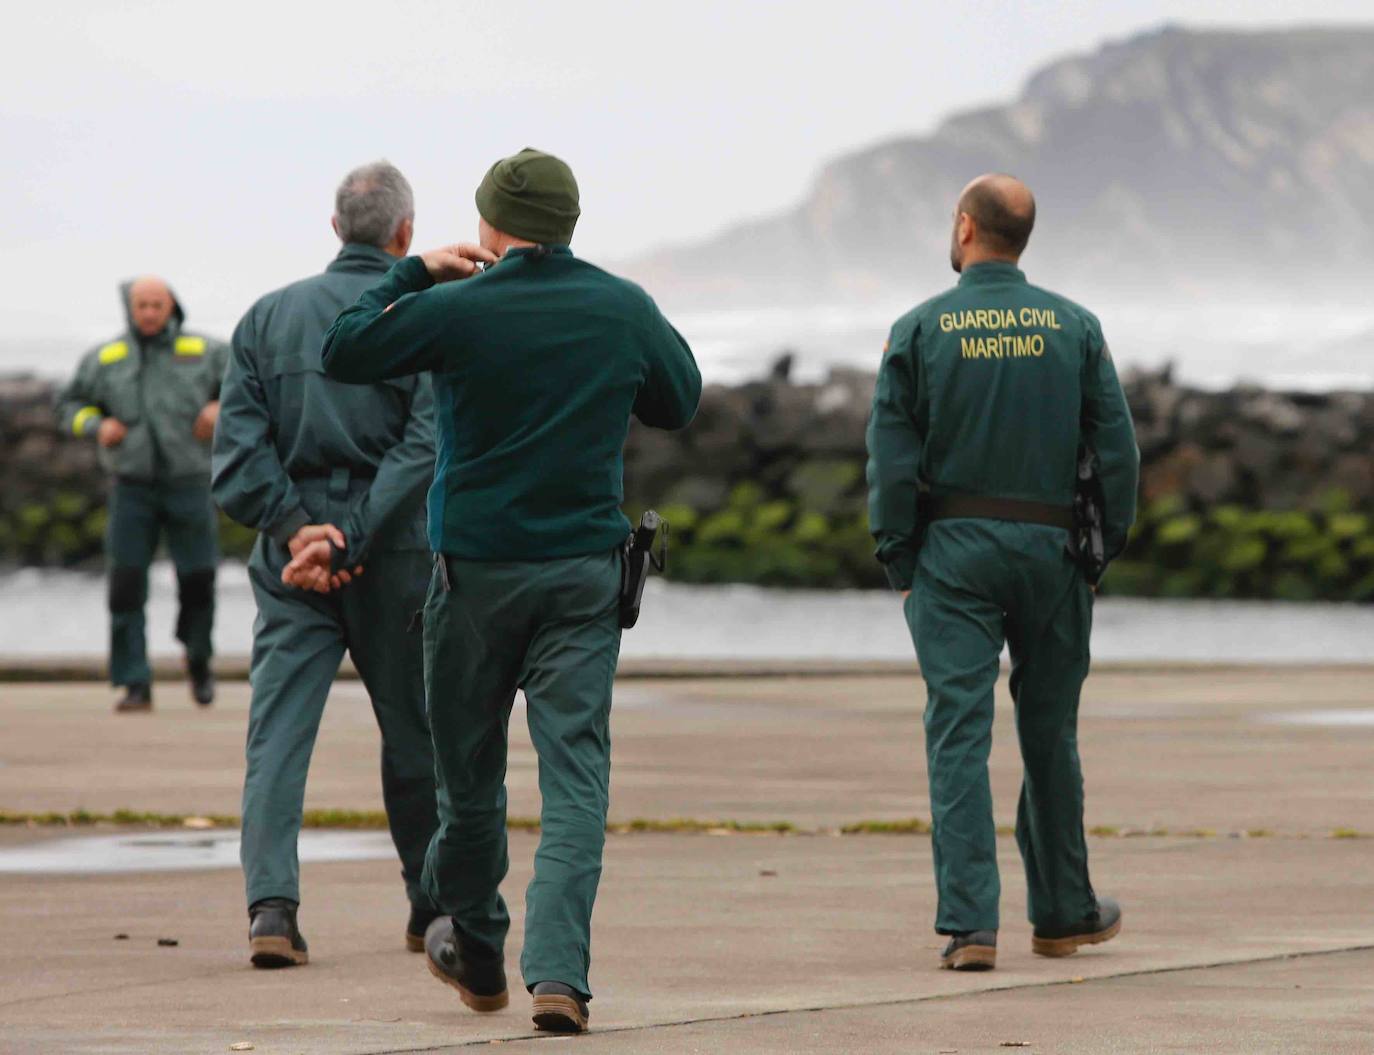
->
[1103, 492, 1374, 602]
[630, 483, 1374, 601]
[0, 496, 256, 566]
[634, 482, 885, 589]
[4, 477, 1372, 603]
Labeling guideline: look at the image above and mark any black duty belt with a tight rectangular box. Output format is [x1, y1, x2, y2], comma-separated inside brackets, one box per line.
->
[928, 493, 1075, 531]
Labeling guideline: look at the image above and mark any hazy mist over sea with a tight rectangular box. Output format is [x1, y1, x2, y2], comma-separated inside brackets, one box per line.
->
[8, 296, 1371, 391]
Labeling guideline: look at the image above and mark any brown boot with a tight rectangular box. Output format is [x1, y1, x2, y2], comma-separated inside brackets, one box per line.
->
[940, 930, 997, 971]
[531, 981, 590, 1033]
[114, 684, 152, 713]
[1032, 897, 1122, 957]
[248, 898, 309, 968]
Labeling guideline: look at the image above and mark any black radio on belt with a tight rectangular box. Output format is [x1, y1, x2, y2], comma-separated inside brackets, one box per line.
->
[619, 510, 667, 629]
[1070, 449, 1108, 585]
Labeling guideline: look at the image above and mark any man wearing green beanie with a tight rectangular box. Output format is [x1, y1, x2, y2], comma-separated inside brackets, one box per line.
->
[474, 147, 582, 245]
[317, 148, 701, 1034]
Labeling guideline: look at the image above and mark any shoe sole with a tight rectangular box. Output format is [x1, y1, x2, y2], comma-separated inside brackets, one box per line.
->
[425, 953, 509, 1012]
[941, 944, 997, 971]
[250, 935, 308, 968]
[405, 932, 424, 953]
[532, 994, 589, 1033]
[1032, 915, 1123, 958]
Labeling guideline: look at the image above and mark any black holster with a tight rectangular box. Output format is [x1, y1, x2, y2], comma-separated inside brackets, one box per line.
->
[619, 511, 666, 629]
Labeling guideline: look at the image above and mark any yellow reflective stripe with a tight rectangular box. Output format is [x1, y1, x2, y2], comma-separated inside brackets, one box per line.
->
[98, 340, 128, 365]
[174, 336, 206, 356]
[72, 405, 101, 436]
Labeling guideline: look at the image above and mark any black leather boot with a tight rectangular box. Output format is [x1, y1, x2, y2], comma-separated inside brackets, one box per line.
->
[248, 897, 309, 967]
[114, 683, 152, 713]
[531, 980, 590, 1033]
[1032, 896, 1122, 957]
[940, 929, 997, 971]
[406, 906, 441, 952]
[188, 659, 215, 706]
[424, 917, 508, 1012]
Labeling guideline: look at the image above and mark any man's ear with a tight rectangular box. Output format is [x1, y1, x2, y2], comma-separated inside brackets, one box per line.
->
[395, 216, 415, 256]
[331, 215, 341, 239]
[958, 212, 976, 247]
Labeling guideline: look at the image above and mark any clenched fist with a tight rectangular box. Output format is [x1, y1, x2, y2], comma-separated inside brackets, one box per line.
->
[97, 418, 127, 448]
[193, 401, 220, 442]
[420, 243, 499, 284]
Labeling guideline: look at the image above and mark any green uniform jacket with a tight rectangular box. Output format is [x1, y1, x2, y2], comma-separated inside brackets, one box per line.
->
[866, 261, 1139, 590]
[56, 283, 228, 482]
[320, 247, 701, 561]
[211, 244, 435, 565]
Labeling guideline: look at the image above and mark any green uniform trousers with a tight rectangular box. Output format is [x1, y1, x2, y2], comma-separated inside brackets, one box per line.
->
[241, 536, 439, 911]
[906, 519, 1097, 935]
[420, 551, 622, 1000]
[106, 478, 218, 688]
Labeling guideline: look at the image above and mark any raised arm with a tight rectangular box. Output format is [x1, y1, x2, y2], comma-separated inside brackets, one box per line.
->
[1080, 320, 1140, 563]
[211, 314, 309, 545]
[322, 244, 496, 383]
[866, 321, 926, 592]
[320, 257, 443, 382]
[632, 302, 702, 430]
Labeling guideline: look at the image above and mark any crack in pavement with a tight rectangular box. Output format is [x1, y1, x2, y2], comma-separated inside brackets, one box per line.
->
[6, 941, 1372, 1050]
[357, 942, 1374, 1053]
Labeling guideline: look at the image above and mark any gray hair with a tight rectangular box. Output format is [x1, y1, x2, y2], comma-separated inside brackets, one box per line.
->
[334, 160, 414, 248]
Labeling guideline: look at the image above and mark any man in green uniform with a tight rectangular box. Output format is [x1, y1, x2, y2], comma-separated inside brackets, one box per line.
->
[57, 277, 227, 713]
[211, 160, 441, 968]
[315, 148, 701, 1033]
[866, 174, 1139, 971]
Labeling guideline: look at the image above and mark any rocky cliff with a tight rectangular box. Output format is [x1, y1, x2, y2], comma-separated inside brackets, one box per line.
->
[630, 25, 1374, 304]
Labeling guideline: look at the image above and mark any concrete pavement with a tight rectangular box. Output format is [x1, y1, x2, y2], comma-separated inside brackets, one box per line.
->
[1, 833, 1371, 1053]
[2, 668, 1372, 834]
[1, 668, 1372, 1051]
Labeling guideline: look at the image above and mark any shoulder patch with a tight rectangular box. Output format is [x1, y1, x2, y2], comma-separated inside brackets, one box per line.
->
[174, 335, 207, 356]
[98, 340, 129, 365]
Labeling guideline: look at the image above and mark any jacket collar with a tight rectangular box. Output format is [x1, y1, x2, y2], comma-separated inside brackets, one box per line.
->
[327, 242, 401, 274]
[502, 244, 573, 262]
[957, 261, 1026, 287]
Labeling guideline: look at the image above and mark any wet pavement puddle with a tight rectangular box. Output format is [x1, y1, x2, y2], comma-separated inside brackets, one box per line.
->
[0, 830, 396, 874]
[1257, 709, 1374, 727]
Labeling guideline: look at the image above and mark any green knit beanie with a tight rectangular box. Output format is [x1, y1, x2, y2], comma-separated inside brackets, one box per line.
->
[475, 147, 580, 245]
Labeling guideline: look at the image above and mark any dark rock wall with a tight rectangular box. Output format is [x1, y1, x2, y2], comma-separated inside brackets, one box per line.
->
[623, 365, 1374, 516]
[3, 366, 1372, 570]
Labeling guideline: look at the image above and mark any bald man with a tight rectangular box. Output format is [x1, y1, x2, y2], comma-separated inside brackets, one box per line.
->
[57, 277, 229, 712]
[866, 175, 1139, 970]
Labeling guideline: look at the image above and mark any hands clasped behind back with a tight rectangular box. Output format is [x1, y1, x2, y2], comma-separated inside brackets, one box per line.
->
[280, 523, 364, 595]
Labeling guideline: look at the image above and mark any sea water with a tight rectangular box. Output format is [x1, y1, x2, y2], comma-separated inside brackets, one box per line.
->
[1, 563, 1370, 665]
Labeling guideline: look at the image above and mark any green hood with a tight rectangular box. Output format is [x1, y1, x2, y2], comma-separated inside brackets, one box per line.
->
[119, 279, 186, 343]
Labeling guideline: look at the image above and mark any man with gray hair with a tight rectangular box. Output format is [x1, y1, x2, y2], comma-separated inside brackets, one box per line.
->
[212, 160, 441, 967]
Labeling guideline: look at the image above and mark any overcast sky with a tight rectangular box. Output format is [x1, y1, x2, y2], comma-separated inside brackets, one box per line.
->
[3, 0, 1372, 345]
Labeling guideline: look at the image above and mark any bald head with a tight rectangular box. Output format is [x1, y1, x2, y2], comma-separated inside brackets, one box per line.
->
[127, 275, 176, 338]
[949, 174, 1036, 273]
